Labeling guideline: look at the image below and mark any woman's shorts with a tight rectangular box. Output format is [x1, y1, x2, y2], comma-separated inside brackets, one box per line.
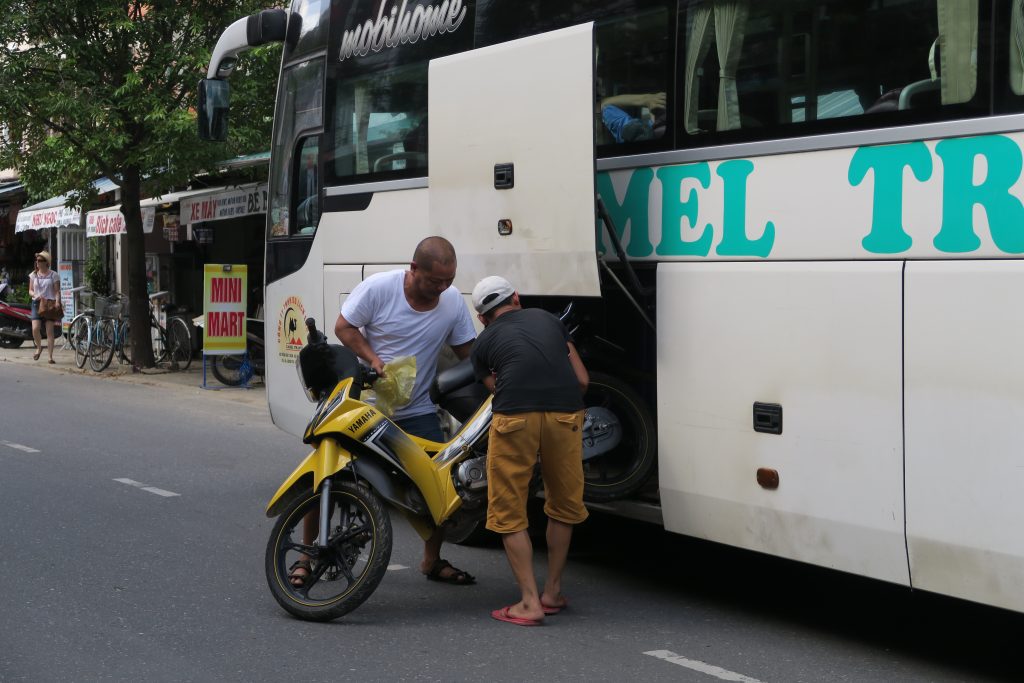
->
[485, 410, 589, 534]
[30, 298, 40, 321]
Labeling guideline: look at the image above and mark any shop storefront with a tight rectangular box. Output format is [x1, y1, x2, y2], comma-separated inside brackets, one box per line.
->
[83, 182, 268, 322]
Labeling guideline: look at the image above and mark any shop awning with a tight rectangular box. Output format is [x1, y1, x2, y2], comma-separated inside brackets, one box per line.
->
[86, 206, 156, 237]
[0, 181, 24, 201]
[15, 177, 119, 233]
[85, 189, 196, 237]
[179, 182, 268, 226]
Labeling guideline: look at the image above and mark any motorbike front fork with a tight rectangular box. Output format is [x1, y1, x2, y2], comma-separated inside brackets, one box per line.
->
[317, 479, 331, 547]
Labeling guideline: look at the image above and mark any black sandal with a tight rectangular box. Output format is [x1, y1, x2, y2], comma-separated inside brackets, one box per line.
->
[424, 558, 475, 585]
[288, 559, 312, 588]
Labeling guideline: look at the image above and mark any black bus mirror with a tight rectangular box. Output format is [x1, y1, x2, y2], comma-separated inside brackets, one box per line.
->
[197, 78, 231, 142]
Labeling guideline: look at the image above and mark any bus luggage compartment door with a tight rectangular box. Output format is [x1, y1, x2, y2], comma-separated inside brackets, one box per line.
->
[428, 22, 600, 297]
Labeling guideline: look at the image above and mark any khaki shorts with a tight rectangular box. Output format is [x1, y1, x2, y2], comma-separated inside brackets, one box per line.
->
[485, 410, 589, 534]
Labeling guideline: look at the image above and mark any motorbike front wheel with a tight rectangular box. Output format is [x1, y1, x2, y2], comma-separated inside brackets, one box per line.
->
[265, 479, 392, 622]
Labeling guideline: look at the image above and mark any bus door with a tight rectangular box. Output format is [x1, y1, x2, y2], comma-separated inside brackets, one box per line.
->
[428, 23, 601, 297]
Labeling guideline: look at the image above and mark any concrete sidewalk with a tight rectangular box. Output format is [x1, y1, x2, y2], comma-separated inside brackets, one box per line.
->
[0, 340, 268, 409]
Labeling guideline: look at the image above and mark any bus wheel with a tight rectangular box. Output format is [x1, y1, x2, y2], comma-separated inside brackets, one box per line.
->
[581, 372, 656, 502]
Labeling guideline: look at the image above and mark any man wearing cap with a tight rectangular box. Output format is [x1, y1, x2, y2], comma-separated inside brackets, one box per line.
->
[470, 276, 590, 626]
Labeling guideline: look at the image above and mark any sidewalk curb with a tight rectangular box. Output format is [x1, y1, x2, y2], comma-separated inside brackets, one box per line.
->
[1, 345, 268, 409]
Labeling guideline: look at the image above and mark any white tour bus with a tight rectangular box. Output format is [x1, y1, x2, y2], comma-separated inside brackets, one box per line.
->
[200, 0, 1024, 614]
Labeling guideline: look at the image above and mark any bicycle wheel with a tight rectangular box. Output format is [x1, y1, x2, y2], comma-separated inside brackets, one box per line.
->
[211, 353, 250, 386]
[117, 320, 131, 365]
[70, 316, 92, 369]
[167, 317, 192, 370]
[152, 324, 169, 364]
[89, 319, 116, 372]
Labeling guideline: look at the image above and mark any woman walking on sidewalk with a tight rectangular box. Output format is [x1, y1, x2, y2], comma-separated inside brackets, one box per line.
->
[28, 251, 60, 364]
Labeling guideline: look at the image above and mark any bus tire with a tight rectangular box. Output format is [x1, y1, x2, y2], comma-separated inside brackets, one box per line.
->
[582, 372, 657, 502]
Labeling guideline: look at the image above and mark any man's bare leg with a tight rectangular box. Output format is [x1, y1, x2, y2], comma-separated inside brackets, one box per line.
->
[500, 529, 544, 621]
[541, 518, 572, 608]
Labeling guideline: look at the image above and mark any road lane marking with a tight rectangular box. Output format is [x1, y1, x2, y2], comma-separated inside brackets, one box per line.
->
[387, 564, 408, 571]
[643, 650, 764, 683]
[114, 479, 180, 497]
[2, 441, 41, 453]
[141, 487, 181, 498]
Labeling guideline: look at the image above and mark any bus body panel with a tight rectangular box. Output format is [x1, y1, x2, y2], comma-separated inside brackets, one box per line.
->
[428, 23, 601, 297]
[656, 261, 909, 585]
[906, 259, 1024, 612]
[598, 132, 1024, 263]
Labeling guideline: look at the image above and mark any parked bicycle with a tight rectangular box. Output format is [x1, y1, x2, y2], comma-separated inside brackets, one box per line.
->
[89, 294, 129, 372]
[68, 290, 103, 369]
[120, 291, 193, 370]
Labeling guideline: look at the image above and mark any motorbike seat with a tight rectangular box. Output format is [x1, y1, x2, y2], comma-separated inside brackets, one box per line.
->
[7, 302, 31, 311]
[430, 358, 476, 401]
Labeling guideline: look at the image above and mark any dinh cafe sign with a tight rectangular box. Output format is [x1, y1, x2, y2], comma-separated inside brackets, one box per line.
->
[203, 264, 247, 355]
[339, 0, 467, 61]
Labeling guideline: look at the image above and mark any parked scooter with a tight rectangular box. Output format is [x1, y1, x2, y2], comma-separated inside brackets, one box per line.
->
[0, 283, 62, 349]
[265, 315, 656, 621]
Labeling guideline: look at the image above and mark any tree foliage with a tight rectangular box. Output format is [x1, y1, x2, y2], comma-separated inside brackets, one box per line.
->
[0, 0, 281, 365]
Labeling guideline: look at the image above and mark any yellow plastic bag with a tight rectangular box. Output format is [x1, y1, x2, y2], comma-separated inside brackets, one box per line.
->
[372, 356, 417, 417]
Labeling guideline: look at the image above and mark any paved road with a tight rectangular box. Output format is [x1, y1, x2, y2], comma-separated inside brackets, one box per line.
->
[1, 361, 1021, 682]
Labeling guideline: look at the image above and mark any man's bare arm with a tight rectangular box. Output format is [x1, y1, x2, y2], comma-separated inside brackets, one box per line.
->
[451, 340, 474, 361]
[567, 342, 588, 394]
[334, 312, 385, 375]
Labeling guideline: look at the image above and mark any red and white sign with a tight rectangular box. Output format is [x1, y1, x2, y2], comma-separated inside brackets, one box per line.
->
[86, 207, 156, 237]
[14, 206, 80, 233]
[180, 183, 268, 225]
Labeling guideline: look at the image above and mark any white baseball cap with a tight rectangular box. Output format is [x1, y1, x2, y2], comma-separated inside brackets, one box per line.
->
[472, 275, 516, 314]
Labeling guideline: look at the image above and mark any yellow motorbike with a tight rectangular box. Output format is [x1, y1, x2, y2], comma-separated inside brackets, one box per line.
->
[264, 319, 493, 621]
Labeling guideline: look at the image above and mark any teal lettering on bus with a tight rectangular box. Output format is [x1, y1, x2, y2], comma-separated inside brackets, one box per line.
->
[656, 163, 712, 256]
[715, 159, 775, 257]
[596, 169, 654, 256]
[849, 142, 932, 254]
[934, 135, 1024, 253]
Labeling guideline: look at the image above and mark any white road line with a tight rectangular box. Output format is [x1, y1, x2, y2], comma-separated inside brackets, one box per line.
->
[643, 650, 764, 683]
[141, 487, 181, 498]
[113, 479, 180, 497]
[387, 564, 409, 571]
[1, 441, 41, 453]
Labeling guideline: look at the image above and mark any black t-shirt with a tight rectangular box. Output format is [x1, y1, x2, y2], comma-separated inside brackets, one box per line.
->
[471, 308, 583, 414]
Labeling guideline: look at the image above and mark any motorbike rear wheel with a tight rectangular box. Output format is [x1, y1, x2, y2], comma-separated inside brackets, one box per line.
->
[265, 479, 392, 622]
[0, 336, 24, 348]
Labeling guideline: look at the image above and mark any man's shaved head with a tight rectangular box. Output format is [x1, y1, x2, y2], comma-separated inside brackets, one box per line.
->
[412, 236, 457, 272]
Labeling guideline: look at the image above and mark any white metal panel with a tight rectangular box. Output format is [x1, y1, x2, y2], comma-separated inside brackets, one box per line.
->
[905, 260, 1024, 612]
[657, 261, 908, 584]
[318, 188, 432, 267]
[323, 264, 363, 325]
[428, 23, 600, 296]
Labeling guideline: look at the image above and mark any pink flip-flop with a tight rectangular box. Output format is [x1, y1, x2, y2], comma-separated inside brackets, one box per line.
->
[540, 597, 568, 615]
[491, 606, 543, 627]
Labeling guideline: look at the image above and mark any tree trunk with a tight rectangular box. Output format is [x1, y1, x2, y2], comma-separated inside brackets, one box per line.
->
[121, 166, 155, 368]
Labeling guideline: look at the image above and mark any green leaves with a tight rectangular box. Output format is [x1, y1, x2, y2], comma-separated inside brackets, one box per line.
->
[0, 0, 280, 200]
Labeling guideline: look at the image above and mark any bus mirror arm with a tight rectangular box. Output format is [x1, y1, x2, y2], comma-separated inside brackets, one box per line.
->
[596, 196, 654, 299]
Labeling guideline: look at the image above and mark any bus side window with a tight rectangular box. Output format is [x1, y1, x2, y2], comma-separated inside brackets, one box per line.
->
[269, 58, 324, 239]
[595, 5, 673, 152]
[679, 0, 986, 143]
[326, 63, 429, 183]
[293, 136, 320, 236]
